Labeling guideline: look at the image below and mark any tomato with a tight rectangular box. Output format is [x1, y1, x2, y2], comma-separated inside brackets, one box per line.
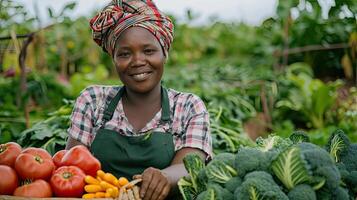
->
[61, 145, 101, 176]
[13, 179, 52, 197]
[0, 142, 22, 167]
[0, 165, 18, 195]
[53, 149, 67, 167]
[50, 166, 86, 197]
[15, 147, 55, 180]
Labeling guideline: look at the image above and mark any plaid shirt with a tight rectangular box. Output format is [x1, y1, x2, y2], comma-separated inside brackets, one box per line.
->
[68, 85, 212, 158]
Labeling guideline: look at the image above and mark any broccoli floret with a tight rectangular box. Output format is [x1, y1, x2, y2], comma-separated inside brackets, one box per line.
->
[224, 176, 242, 193]
[316, 186, 351, 200]
[299, 142, 341, 192]
[333, 187, 350, 200]
[340, 144, 357, 171]
[234, 171, 289, 200]
[196, 189, 215, 200]
[234, 147, 271, 177]
[197, 184, 234, 200]
[289, 130, 310, 144]
[287, 184, 316, 200]
[212, 152, 235, 166]
[255, 134, 292, 152]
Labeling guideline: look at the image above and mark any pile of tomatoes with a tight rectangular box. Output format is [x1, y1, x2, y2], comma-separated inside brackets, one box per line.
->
[0, 142, 101, 198]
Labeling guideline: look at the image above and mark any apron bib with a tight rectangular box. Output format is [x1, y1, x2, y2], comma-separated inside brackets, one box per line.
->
[90, 86, 175, 179]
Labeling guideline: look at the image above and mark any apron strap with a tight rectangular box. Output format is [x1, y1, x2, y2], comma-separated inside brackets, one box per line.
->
[102, 86, 125, 125]
[101, 86, 171, 126]
[160, 86, 171, 123]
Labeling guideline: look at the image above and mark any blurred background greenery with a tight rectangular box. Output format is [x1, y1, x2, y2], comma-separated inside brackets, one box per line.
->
[0, 0, 356, 155]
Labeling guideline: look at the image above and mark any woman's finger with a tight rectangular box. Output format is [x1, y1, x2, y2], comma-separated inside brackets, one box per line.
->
[149, 178, 168, 200]
[157, 185, 170, 200]
[133, 174, 142, 180]
[143, 170, 161, 200]
[140, 168, 154, 199]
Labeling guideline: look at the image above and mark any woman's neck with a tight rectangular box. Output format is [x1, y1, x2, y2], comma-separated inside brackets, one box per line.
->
[123, 84, 161, 107]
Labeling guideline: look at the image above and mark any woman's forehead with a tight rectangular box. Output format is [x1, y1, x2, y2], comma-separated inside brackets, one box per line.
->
[116, 26, 161, 47]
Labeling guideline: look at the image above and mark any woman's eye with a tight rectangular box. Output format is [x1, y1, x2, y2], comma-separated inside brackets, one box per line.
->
[117, 52, 130, 58]
[144, 49, 156, 55]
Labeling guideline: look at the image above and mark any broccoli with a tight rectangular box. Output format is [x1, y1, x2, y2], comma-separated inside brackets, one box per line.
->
[178, 177, 197, 200]
[325, 129, 350, 163]
[234, 171, 288, 200]
[298, 142, 342, 194]
[224, 176, 242, 193]
[234, 147, 271, 177]
[316, 186, 351, 200]
[326, 130, 357, 196]
[179, 153, 206, 200]
[287, 184, 316, 200]
[205, 153, 237, 184]
[196, 188, 215, 200]
[340, 144, 357, 172]
[255, 134, 292, 152]
[207, 183, 234, 200]
[289, 130, 310, 144]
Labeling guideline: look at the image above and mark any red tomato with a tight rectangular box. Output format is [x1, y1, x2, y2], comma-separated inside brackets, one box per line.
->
[14, 179, 52, 197]
[52, 150, 67, 167]
[61, 145, 101, 176]
[15, 147, 55, 180]
[0, 142, 22, 167]
[50, 166, 86, 197]
[0, 165, 18, 195]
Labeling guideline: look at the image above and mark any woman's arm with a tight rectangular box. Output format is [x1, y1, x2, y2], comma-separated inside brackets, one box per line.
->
[65, 136, 87, 150]
[137, 147, 206, 200]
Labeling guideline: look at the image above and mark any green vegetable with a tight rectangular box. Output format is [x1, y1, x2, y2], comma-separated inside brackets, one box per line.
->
[178, 153, 206, 200]
[255, 134, 292, 152]
[234, 147, 271, 177]
[271, 146, 311, 190]
[287, 184, 316, 200]
[234, 171, 288, 200]
[224, 176, 242, 193]
[326, 129, 350, 162]
[298, 142, 341, 198]
[205, 153, 237, 184]
[289, 130, 310, 144]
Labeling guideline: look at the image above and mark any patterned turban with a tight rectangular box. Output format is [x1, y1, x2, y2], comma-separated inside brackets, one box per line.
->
[89, 0, 174, 56]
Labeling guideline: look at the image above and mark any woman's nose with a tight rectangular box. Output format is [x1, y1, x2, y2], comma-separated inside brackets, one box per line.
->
[131, 52, 146, 66]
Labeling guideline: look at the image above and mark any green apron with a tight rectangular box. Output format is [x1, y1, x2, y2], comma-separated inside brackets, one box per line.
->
[90, 86, 175, 179]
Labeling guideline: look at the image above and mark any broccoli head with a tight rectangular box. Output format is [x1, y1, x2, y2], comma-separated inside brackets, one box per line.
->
[289, 130, 310, 144]
[224, 176, 242, 193]
[287, 184, 316, 200]
[234, 171, 288, 200]
[299, 142, 341, 192]
[234, 147, 272, 177]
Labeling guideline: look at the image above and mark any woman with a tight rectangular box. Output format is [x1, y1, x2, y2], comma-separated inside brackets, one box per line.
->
[66, 0, 212, 199]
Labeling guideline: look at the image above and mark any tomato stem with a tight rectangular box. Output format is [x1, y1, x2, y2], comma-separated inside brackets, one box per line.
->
[0, 144, 6, 153]
[63, 172, 73, 179]
[34, 155, 43, 163]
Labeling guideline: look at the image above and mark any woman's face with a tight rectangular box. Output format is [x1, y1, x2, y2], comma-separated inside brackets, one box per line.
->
[113, 26, 165, 94]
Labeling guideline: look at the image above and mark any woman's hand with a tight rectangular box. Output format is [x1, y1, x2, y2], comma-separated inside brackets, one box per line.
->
[133, 167, 171, 200]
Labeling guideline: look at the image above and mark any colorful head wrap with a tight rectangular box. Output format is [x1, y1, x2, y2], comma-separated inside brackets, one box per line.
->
[89, 0, 174, 56]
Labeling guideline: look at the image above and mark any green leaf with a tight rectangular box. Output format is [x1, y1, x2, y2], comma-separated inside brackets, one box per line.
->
[271, 147, 311, 190]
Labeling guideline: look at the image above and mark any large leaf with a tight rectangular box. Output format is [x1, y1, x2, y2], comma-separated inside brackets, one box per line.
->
[271, 146, 312, 190]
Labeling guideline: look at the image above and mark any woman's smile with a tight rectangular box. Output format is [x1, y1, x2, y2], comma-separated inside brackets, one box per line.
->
[130, 71, 153, 82]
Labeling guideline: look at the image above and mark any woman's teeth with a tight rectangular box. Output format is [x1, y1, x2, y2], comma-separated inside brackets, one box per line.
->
[132, 72, 151, 81]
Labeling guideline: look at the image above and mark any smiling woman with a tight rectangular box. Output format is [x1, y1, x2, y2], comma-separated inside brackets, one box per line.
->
[65, 0, 212, 200]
